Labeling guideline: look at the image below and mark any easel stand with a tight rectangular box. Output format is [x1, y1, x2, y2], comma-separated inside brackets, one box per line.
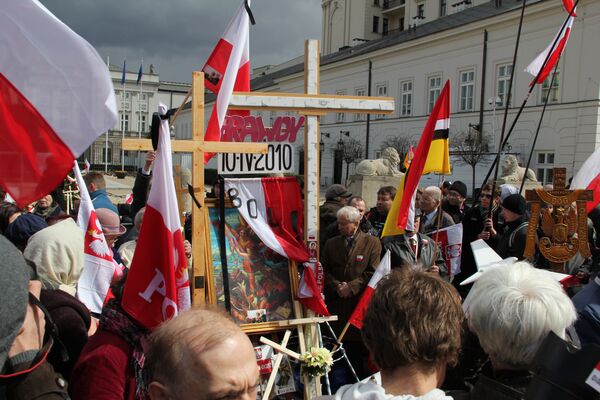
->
[325, 321, 360, 385]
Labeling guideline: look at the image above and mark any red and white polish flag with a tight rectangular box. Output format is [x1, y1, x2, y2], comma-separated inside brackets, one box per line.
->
[122, 104, 190, 328]
[562, 1, 577, 17]
[298, 262, 330, 316]
[223, 177, 309, 262]
[348, 250, 392, 329]
[73, 161, 119, 314]
[525, 15, 574, 86]
[570, 146, 600, 213]
[202, 0, 251, 163]
[0, 0, 117, 207]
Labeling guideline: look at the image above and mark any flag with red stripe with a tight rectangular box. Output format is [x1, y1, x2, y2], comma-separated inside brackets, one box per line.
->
[382, 81, 450, 236]
[223, 177, 309, 262]
[298, 262, 330, 316]
[348, 250, 391, 329]
[202, 0, 251, 163]
[122, 104, 190, 328]
[562, 1, 577, 17]
[525, 15, 574, 86]
[73, 161, 119, 314]
[0, 0, 117, 208]
[570, 146, 600, 213]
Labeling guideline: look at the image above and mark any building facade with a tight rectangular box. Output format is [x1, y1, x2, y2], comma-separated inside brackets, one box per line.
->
[174, 0, 600, 197]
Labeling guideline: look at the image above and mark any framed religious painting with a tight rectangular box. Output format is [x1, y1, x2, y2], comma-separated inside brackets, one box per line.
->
[204, 198, 299, 334]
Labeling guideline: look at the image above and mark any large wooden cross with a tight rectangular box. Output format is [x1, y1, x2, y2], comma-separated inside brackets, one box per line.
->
[122, 71, 268, 303]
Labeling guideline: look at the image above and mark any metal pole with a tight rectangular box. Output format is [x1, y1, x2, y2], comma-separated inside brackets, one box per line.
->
[365, 60, 372, 159]
[105, 55, 109, 173]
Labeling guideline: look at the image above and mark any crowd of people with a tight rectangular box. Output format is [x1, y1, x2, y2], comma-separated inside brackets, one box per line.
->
[0, 161, 599, 399]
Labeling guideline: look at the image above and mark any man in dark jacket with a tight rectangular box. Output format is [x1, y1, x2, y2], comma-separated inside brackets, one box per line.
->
[365, 185, 396, 237]
[319, 184, 351, 249]
[442, 181, 470, 223]
[496, 194, 529, 260]
[419, 186, 454, 235]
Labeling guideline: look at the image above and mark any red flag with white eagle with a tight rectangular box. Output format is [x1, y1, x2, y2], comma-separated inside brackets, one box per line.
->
[525, 15, 574, 87]
[570, 146, 600, 213]
[0, 0, 117, 207]
[73, 161, 119, 314]
[203, 0, 251, 163]
[122, 104, 190, 328]
[348, 250, 391, 329]
[223, 177, 309, 262]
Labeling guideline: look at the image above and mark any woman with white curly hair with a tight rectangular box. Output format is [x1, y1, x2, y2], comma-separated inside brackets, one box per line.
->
[464, 261, 577, 398]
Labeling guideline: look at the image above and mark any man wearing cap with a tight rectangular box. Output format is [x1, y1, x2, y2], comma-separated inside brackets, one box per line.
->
[319, 184, 352, 236]
[365, 186, 396, 237]
[442, 180, 470, 223]
[0, 235, 69, 398]
[496, 194, 529, 259]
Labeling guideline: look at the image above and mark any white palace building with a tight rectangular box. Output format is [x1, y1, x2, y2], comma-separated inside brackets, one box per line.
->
[171, 0, 600, 195]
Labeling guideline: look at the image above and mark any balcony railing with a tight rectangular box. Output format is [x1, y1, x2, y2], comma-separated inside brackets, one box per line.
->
[383, 0, 405, 9]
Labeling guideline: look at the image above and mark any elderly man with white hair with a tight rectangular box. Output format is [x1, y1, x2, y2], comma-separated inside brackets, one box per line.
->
[465, 261, 577, 398]
[418, 186, 454, 235]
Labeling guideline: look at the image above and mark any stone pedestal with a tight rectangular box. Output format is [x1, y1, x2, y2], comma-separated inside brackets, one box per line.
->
[346, 174, 404, 209]
[497, 178, 543, 195]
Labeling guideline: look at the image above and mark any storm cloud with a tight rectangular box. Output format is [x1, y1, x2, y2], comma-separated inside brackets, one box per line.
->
[41, 0, 321, 83]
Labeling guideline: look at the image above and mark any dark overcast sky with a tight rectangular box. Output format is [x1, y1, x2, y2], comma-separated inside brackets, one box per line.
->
[40, 0, 322, 83]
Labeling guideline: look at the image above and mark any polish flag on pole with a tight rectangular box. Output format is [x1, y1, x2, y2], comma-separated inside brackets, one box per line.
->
[122, 104, 191, 328]
[525, 15, 574, 86]
[562, 1, 577, 17]
[73, 161, 119, 314]
[298, 262, 330, 316]
[202, 0, 251, 163]
[570, 146, 600, 213]
[0, 0, 117, 207]
[348, 250, 392, 329]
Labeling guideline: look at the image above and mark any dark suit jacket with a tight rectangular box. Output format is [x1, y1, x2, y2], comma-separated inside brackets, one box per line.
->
[322, 230, 381, 340]
[382, 233, 447, 277]
[419, 208, 455, 235]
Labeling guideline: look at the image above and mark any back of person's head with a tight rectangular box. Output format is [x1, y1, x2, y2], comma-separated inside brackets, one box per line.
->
[4, 213, 48, 251]
[466, 261, 577, 368]
[0, 202, 22, 234]
[24, 218, 83, 296]
[83, 171, 106, 191]
[377, 185, 397, 199]
[337, 205, 361, 223]
[362, 270, 463, 372]
[134, 207, 146, 231]
[146, 308, 256, 398]
[0, 235, 30, 372]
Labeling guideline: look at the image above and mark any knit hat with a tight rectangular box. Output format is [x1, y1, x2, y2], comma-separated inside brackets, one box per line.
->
[449, 181, 468, 198]
[325, 184, 352, 200]
[96, 208, 126, 237]
[502, 194, 527, 216]
[0, 235, 30, 372]
[4, 213, 48, 250]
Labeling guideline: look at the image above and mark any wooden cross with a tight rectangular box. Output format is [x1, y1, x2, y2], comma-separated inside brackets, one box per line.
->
[122, 71, 268, 304]
[524, 167, 593, 271]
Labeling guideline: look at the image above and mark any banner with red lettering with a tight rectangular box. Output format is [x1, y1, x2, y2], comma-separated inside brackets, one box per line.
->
[122, 104, 190, 328]
[429, 223, 463, 276]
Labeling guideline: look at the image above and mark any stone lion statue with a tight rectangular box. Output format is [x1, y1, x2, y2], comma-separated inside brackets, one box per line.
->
[500, 154, 537, 183]
[354, 147, 402, 176]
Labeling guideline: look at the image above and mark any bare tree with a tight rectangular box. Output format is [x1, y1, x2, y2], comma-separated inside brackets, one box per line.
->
[342, 138, 364, 182]
[379, 136, 413, 171]
[450, 130, 492, 199]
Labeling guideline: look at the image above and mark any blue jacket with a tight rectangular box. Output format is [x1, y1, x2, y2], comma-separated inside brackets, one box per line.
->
[90, 189, 118, 214]
[572, 277, 600, 346]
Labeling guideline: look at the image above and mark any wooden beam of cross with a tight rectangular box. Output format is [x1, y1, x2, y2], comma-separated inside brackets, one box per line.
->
[227, 40, 394, 398]
[122, 71, 268, 304]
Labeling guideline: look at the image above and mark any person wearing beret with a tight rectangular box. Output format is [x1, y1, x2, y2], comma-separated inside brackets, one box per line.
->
[496, 194, 529, 260]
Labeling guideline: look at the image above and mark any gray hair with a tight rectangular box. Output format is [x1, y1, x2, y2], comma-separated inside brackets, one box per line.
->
[466, 261, 577, 367]
[424, 186, 442, 203]
[337, 206, 361, 223]
[134, 207, 145, 231]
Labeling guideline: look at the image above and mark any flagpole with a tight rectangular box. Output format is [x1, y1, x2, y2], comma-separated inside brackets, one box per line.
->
[478, 0, 579, 204]
[105, 55, 110, 173]
[121, 60, 126, 172]
[333, 321, 351, 351]
[137, 59, 143, 169]
[520, 61, 561, 193]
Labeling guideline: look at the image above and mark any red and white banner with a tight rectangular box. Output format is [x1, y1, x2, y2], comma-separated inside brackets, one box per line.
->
[0, 0, 117, 207]
[122, 104, 190, 328]
[298, 262, 329, 316]
[430, 223, 463, 277]
[73, 161, 119, 313]
[525, 15, 574, 86]
[348, 250, 391, 329]
[570, 146, 600, 213]
[223, 177, 309, 262]
[202, 0, 251, 162]
[562, 0, 577, 16]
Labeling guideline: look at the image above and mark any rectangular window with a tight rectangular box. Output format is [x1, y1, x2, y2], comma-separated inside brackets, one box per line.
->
[336, 90, 346, 122]
[120, 113, 129, 132]
[400, 80, 413, 116]
[376, 84, 388, 119]
[417, 4, 425, 19]
[496, 63, 513, 107]
[138, 114, 147, 132]
[459, 70, 475, 112]
[440, 0, 447, 17]
[541, 70, 560, 104]
[536, 152, 555, 185]
[102, 147, 112, 163]
[382, 18, 389, 35]
[124, 92, 130, 99]
[354, 88, 366, 121]
[373, 16, 379, 33]
[428, 75, 442, 113]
